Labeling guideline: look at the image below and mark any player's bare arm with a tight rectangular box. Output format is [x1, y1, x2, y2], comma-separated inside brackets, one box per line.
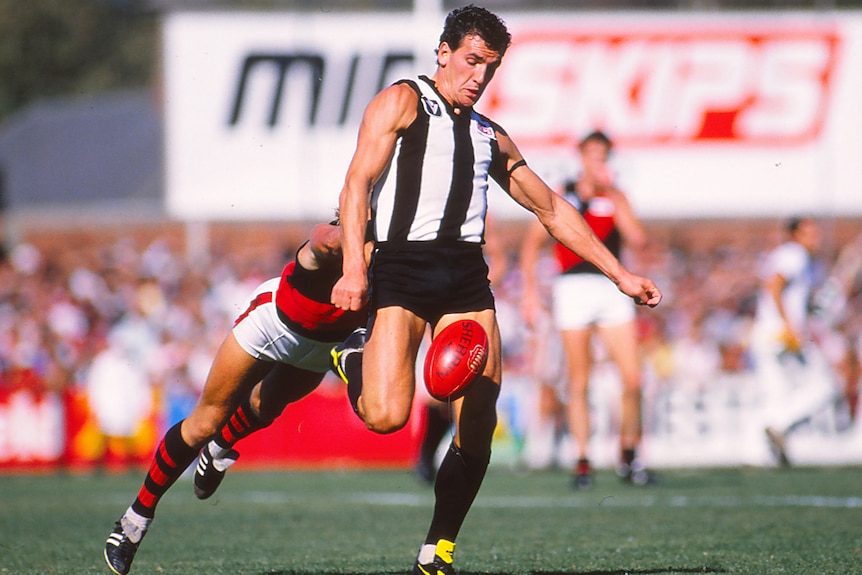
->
[606, 187, 648, 249]
[332, 84, 418, 311]
[518, 218, 552, 327]
[497, 133, 662, 307]
[496, 136, 621, 283]
[767, 273, 799, 347]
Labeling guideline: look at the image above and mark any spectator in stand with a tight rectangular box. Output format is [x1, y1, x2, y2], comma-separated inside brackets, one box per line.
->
[84, 333, 155, 468]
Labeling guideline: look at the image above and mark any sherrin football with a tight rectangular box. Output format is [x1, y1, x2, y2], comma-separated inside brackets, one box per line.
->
[423, 319, 489, 401]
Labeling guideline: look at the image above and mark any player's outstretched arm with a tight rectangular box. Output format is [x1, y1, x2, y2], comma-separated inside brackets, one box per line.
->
[497, 133, 662, 308]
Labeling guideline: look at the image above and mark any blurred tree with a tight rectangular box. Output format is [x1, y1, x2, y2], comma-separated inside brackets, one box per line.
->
[0, 0, 157, 122]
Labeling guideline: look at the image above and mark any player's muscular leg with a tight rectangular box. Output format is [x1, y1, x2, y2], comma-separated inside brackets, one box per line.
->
[563, 328, 592, 458]
[181, 333, 272, 447]
[600, 321, 643, 448]
[359, 306, 426, 433]
[425, 311, 500, 547]
[256, 364, 325, 421]
[450, 309, 502, 450]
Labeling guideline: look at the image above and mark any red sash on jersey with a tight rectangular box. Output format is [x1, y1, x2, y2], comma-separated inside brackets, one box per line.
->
[274, 261, 366, 340]
[554, 194, 618, 273]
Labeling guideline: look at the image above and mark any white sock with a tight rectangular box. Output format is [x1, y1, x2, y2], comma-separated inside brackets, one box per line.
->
[213, 457, 237, 472]
[208, 440, 230, 460]
[417, 544, 437, 564]
[121, 507, 151, 543]
[208, 442, 239, 472]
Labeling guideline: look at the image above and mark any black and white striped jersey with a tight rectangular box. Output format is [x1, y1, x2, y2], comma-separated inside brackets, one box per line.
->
[371, 75, 504, 245]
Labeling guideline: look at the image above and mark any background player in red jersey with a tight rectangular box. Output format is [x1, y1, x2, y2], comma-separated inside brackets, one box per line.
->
[104, 219, 370, 575]
[520, 131, 653, 489]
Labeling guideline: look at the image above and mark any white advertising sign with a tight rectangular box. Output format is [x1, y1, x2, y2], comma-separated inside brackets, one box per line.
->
[163, 11, 862, 220]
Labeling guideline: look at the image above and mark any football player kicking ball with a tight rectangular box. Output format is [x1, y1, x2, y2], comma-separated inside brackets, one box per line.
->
[330, 6, 662, 575]
[104, 219, 370, 575]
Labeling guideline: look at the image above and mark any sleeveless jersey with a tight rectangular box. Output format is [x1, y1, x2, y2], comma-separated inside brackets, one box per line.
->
[371, 75, 506, 245]
[554, 181, 621, 275]
[274, 251, 367, 341]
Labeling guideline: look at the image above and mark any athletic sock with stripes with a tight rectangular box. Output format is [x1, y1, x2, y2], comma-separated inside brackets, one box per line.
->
[131, 421, 198, 519]
[212, 396, 270, 455]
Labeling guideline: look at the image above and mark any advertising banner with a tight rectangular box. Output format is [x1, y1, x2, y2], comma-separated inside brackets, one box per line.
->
[163, 11, 862, 221]
[0, 386, 421, 472]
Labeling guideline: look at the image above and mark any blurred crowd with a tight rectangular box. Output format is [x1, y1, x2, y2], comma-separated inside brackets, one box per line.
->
[491, 222, 862, 468]
[0, 229, 296, 462]
[1, 220, 860, 466]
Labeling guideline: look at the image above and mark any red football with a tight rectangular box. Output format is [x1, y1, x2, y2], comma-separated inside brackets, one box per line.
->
[424, 319, 489, 401]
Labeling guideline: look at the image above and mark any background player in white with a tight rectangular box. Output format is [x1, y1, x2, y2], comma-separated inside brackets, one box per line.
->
[751, 216, 840, 465]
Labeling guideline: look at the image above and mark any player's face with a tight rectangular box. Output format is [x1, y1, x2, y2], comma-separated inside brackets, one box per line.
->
[795, 219, 821, 253]
[436, 34, 502, 108]
[580, 140, 613, 188]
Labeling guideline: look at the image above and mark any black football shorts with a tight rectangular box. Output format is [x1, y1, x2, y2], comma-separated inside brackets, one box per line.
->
[370, 241, 495, 325]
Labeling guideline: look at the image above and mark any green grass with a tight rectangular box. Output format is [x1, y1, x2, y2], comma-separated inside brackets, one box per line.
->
[1, 466, 860, 574]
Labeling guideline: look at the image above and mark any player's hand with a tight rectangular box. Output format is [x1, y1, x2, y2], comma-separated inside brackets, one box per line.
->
[780, 328, 802, 353]
[617, 273, 662, 308]
[331, 272, 368, 311]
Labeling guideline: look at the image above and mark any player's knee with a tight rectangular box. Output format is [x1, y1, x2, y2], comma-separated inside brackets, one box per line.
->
[621, 385, 642, 402]
[361, 400, 410, 434]
[363, 410, 408, 434]
[621, 373, 642, 390]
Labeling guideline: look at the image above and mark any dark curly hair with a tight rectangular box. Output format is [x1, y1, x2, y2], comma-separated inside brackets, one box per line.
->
[579, 130, 613, 153]
[438, 5, 511, 57]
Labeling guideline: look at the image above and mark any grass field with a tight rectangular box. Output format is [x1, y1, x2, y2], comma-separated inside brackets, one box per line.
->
[1, 465, 860, 575]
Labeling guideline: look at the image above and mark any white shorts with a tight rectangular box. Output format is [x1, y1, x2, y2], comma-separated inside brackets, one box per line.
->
[231, 278, 341, 373]
[551, 273, 635, 331]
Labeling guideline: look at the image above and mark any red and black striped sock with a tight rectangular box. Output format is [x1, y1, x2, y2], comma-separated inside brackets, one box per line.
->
[213, 396, 269, 450]
[131, 421, 197, 519]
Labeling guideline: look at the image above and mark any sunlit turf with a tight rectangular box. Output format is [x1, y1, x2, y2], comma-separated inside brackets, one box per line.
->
[1, 465, 859, 574]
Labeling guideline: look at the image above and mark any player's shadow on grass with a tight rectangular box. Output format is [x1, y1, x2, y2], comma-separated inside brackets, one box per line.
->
[523, 570, 727, 575]
[263, 569, 727, 575]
